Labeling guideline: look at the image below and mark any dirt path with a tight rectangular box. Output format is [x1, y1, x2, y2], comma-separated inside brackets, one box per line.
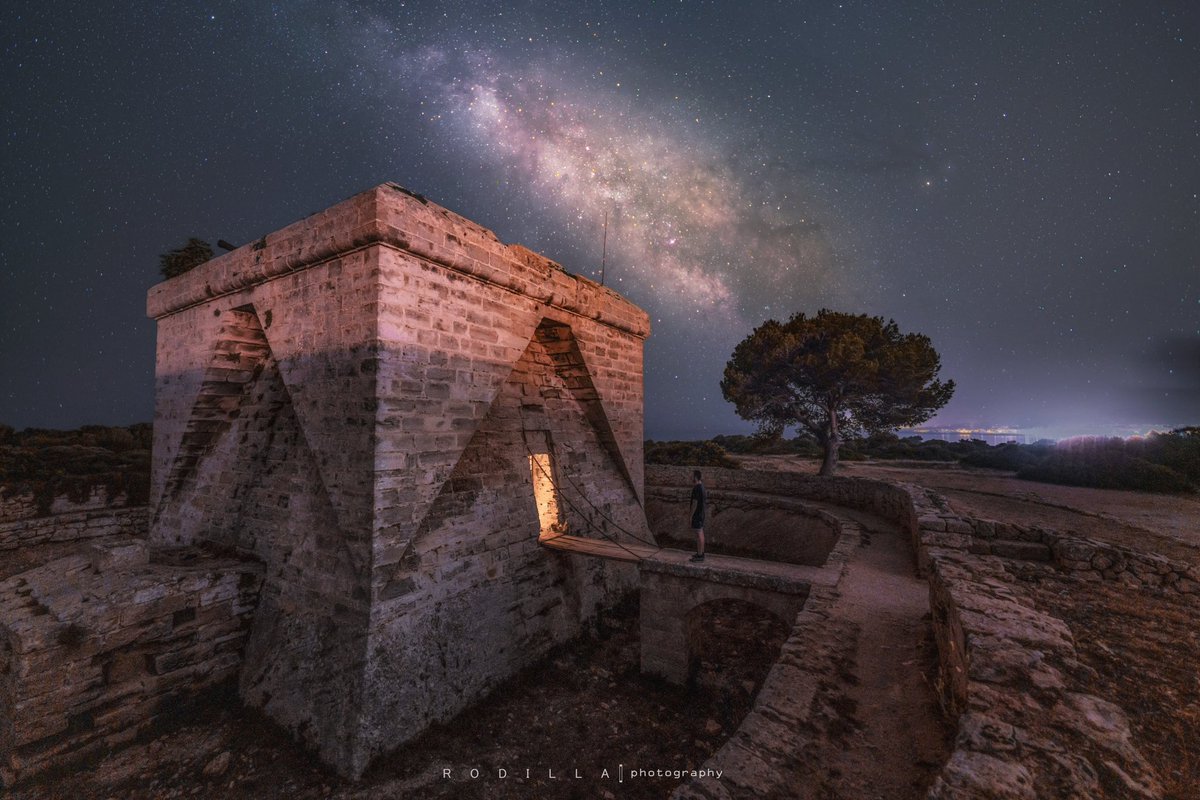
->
[810, 508, 949, 799]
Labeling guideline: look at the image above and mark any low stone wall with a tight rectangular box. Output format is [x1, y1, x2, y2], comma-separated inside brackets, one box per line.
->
[0, 487, 132, 522]
[908, 498, 1167, 797]
[645, 486, 842, 566]
[645, 465, 922, 539]
[926, 551, 1162, 799]
[915, 512, 1199, 594]
[0, 538, 263, 785]
[0, 506, 147, 551]
[650, 464, 1167, 798]
[671, 516, 861, 799]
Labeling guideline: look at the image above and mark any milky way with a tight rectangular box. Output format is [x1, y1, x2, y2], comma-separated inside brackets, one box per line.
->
[1, 1, 1196, 439]
[357, 35, 850, 329]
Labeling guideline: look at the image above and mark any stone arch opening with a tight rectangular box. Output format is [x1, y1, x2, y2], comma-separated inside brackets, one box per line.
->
[684, 597, 791, 698]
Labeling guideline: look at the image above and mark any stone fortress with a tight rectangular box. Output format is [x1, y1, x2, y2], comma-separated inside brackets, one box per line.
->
[2, 184, 1191, 798]
[147, 183, 658, 777]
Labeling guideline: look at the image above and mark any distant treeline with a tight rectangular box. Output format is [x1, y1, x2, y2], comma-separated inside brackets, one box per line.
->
[0, 424, 153, 514]
[646, 428, 1200, 493]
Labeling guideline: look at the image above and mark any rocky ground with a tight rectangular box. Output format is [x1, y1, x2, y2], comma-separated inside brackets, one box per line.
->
[1014, 563, 1200, 799]
[11, 596, 789, 800]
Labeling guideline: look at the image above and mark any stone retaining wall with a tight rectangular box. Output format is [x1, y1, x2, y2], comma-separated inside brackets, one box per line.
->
[926, 551, 1161, 799]
[904, 490, 1167, 797]
[671, 518, 861, 799]
[645, 465, 921, 537]
[0, 486, 135, 523]
[915, 511, 1199, 594]
[0, 539, 263, 785]
[651, 464, 1167, 799]
[0, 506, 147, 551]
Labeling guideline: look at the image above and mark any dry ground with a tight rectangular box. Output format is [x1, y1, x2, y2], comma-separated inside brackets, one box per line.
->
[1015, 564, 1200, 800]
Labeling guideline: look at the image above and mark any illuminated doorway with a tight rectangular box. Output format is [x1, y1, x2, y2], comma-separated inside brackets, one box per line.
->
[528, 434, 564, 540]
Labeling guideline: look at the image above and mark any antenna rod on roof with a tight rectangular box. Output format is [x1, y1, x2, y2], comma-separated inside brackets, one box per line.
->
[600, 209, 608, 286]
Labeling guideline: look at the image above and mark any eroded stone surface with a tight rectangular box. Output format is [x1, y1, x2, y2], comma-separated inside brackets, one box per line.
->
[0, 539, 262, 784]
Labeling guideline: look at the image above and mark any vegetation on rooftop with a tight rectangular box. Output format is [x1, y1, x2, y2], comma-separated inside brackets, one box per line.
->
[159, 237, 213, 279]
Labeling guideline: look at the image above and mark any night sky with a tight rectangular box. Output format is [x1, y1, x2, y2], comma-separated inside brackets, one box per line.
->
[2, 1, 1197, 441]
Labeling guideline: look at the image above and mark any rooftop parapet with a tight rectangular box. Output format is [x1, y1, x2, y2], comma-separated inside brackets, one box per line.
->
[146, 183, 649, 339]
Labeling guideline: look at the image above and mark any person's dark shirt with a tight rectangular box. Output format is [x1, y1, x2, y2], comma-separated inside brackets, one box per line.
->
[690, 482, 706, 528]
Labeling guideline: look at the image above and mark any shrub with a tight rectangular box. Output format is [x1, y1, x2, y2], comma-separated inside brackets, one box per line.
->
[644, 440, 740, 469]
[1019, 454, 1193, 493]
[159, 238, 213, 279]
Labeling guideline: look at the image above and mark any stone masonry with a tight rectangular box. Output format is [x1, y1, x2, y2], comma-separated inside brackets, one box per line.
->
[647, 466, 1164, 799]
[0, 488, 146, 553]
[146, 183, 652, 777]
[0, 538, 263, 784]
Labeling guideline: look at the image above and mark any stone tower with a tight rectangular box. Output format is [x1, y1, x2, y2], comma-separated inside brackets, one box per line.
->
[147, 183, 652, 776]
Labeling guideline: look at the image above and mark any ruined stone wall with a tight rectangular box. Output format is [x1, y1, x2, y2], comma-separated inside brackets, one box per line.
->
[915, 511, 1200, 594]
[0, 539, 262, 784]
[0, 486, 130, 522]
[645, 487, 840, 566]
[0, 506, 146, 551]
[147, 183, 650, 777]
[0, 487, 146, 552]
[898, 486, 1166, 798]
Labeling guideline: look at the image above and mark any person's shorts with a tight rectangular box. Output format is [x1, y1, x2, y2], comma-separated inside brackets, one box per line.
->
[691, 518, 704, 530]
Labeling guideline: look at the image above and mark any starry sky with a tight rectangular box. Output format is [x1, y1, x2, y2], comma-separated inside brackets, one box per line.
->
[1, 1, 1197, 440]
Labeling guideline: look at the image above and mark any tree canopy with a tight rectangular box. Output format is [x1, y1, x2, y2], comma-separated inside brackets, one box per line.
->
[720, 309, 954, 475]
[159, 238, 213, 279]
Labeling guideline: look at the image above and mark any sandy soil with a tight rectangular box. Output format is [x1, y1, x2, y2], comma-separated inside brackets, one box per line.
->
[734, 455, 1200, 565]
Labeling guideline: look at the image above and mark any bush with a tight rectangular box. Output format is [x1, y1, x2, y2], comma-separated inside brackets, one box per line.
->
[159, 238, 213, 279]
[961, 442, 1050, 471]
[644, 440, 740, 469]
[1019, 454, 1193, 493]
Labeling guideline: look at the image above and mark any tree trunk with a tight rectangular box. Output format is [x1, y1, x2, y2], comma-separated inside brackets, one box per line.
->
[819, 439, 839, 475]
[819, 409, 840, 476]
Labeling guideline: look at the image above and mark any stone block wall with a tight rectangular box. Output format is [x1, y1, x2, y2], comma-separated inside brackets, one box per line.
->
[926, 551, 1162, 799]
[645, 486, 841, 566]
[0, 487, 146, 552]
[913, 509, 1200, 595]
[639, 564, 811, 684]
[875, 482, 1167, 798]
[147, 183, 650, 777]
[0, 506, 146, 552]
[0, 486, 131, 522]
[0, 539, 263, 784]
[645, 465, 922, 538]
[647, 465, 1165, 798]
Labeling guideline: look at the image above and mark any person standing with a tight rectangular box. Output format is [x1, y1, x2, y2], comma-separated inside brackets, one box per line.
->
[689, 469, 706, 561]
